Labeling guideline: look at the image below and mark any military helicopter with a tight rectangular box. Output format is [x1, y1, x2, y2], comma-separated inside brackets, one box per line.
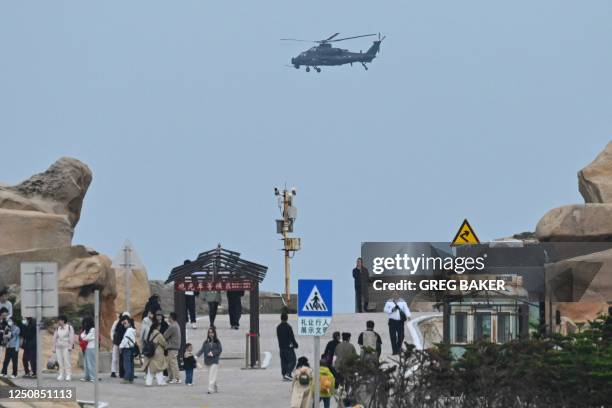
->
[282, 32, 385, 72]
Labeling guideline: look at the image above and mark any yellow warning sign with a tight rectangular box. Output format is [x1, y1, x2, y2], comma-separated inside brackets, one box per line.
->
[451, 219, 480, 245]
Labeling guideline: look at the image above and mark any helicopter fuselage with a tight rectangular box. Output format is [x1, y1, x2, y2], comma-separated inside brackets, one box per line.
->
[291, 41, 382, 70]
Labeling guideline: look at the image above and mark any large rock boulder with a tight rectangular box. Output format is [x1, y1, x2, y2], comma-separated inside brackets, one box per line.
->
[545, 247, 612, 322]
[535, 204, 612, 241]
[58, 249, 117, 339]
[114, 266, 151, 318]
[0, 157, 92, 227]
[0, 209, 73, 254]
[0, 245, 117, 339]
[579, 142, 612, 203]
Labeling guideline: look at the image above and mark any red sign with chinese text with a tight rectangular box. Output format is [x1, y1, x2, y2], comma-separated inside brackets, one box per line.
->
[174, 279, 253, 292]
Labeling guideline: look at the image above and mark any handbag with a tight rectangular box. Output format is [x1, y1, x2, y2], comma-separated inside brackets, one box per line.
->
[394, 302, 407, 322]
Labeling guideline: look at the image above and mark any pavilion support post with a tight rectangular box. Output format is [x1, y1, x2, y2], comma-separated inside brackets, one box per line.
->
[249, 282, 260, 367]
[174, 289, 187, 358]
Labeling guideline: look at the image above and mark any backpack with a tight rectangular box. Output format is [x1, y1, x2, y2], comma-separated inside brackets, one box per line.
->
[320, 372, 333, 395]
[142, 332, 158, 358]
[298, 370, 310, 386]
[361, 331, 378, 353]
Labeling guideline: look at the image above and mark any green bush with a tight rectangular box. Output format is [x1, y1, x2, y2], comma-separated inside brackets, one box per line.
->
[338, 315, 612, 408]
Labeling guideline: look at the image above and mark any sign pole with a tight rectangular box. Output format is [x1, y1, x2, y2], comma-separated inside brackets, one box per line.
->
[35, 266, 42, 388]
[313, 336, 320, 406]
[94, 290, 100, 408]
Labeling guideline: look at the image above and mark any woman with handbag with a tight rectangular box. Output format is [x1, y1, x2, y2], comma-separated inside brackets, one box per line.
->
[79, 317, 96, 382]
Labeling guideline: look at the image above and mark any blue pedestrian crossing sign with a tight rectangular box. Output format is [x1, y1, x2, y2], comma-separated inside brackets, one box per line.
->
[298, 279, 333, 317]
[297, 279, 333, 336]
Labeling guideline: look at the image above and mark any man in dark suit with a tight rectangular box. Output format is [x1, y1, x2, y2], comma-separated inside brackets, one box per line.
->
[353, 257, 369, 312]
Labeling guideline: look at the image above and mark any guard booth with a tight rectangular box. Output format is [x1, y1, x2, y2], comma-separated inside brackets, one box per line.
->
[165, 245, 268, 368]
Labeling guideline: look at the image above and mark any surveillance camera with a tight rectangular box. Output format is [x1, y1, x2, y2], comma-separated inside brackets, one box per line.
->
[291, 187, 297, 196]
[274, 187, 280, 196]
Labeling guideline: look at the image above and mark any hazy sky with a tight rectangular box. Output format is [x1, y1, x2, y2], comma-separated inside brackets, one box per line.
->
[1, 1, 611, 312]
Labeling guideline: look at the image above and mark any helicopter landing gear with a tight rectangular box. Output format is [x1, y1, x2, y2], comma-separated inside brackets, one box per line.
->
[361, 62, 368, 71]
[305, 67, 310, 72]
[315, 67, 321, 73]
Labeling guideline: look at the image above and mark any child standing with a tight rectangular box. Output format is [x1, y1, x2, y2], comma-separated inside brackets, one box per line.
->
[183, 343, 196, 386]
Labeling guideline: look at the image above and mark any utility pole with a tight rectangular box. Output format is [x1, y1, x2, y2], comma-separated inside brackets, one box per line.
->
[274, 186, 300, 307]
[120, 240, 134, 315]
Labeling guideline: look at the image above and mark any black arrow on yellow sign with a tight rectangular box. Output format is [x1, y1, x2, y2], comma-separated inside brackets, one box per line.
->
[451, 219, 480, 246]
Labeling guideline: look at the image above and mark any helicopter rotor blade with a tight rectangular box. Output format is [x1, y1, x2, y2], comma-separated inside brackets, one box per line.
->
[280, 38, 318, 43]
[328, 33, 377, 42]
[323, 32, 340, 42]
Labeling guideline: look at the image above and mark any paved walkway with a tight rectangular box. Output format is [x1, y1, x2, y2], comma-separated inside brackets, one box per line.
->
[11, 312, 431, 408]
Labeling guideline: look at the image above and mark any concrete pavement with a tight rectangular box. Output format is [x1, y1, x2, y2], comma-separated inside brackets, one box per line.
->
[12, 312, 430, 408]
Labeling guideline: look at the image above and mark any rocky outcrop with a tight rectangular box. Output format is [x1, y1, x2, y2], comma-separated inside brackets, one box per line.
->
[579, 141, 612, 203]
[545, 247, 612, 323]
[0, 158, 121, 341]
[58, 249, 117, 338]
[0, 245, 117, 339]
[114, 266, 151, 318]
[535, 204, 612, 241]
[0, 157, 92, 228]
[0, 209, 73, 254]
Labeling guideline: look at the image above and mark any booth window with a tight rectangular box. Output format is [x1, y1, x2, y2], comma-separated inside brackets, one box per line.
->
[454, 312, 468, 343]
[475, 313, 492, 341]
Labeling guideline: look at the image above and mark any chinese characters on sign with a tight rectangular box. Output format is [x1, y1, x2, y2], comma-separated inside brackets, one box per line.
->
[298, 317, 332, 336]
[297, 279, 333, 337]
[174, 279, 253, 292]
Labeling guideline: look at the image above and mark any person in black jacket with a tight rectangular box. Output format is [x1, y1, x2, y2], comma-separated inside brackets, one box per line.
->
[353, 258, 364, 312]
[182, 342, 196, 386]
[143, 294, 162, 319]
[276, 312, 298, 381]
[112, 313, 129, 378]
[323, 331, 340, 366]
[227, 290, 244, 330]
[21, 317, 36, 378]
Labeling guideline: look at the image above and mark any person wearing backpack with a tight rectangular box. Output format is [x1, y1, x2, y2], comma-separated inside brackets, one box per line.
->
[318, 359, 336, 408]
[290, 356, 313, 408]
[52, 316, 74, 381]
[384, 291, 411, 355]
[358, 320, 382, 364]
[142, 321, 168, 386]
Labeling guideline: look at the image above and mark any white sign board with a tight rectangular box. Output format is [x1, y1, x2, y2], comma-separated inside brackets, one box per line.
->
[298, 316, 332, 336]
[20, 262, 58, 318]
